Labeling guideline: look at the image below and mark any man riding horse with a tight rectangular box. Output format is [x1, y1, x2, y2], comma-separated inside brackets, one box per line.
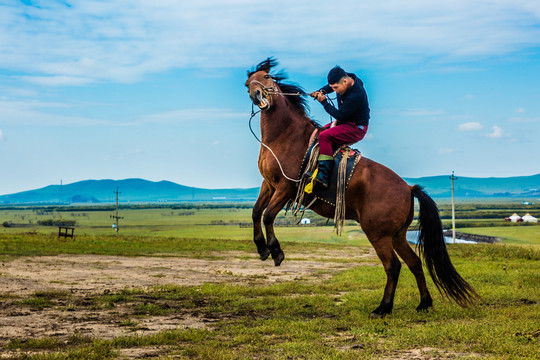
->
[309, 66, 370, 194]
[246, 58, 479, 316]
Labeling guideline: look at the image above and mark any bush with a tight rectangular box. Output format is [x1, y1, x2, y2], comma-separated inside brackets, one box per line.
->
[37, 219, 77, 227]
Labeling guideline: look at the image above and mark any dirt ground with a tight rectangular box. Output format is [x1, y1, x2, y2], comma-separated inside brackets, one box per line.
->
[0, 249, 479, 359]
[0, 249, 373, 348]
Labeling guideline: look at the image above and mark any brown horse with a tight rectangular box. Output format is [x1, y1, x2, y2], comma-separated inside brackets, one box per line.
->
[245, 58, 479, 316]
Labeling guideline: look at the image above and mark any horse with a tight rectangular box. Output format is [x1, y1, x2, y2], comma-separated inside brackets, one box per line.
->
[245, 58, 479, 317]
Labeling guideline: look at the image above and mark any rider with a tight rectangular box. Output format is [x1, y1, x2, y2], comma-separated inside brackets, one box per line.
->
[309, 66, 370, 193]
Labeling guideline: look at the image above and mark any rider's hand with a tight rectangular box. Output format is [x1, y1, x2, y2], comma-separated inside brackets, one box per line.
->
[310, 91, 326, 103]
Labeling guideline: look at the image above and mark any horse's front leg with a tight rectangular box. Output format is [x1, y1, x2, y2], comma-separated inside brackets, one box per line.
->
[263, 185, 294, 266]
[252, 181, 274, 261]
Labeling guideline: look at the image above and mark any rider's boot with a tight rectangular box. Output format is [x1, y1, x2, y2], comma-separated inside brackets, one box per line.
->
[312, 156, 333, 194]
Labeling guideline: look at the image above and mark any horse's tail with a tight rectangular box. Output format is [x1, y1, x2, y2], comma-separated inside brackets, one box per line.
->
[411, 185, 480, 307]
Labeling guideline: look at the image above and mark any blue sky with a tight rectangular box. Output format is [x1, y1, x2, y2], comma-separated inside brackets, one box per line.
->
[1, 0, 539, 195]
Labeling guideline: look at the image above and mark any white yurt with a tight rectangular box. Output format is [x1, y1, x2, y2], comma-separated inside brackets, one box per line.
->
[509, 213, 521, 222]
[300, 218, 311, 225]
[522, 213, 538, 223]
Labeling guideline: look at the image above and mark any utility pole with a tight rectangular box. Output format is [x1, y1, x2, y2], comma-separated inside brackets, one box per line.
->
[450, 171, 458, 244]
[110, 188, 124, 236]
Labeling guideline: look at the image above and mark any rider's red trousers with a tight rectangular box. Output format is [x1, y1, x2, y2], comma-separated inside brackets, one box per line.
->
[318, 122, 367, 157]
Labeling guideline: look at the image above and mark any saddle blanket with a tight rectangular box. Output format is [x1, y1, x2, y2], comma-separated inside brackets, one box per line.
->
[315, 147, 361, 206]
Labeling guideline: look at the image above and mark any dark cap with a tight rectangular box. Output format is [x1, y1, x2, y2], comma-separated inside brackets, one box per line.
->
[327, 66, 347, 84]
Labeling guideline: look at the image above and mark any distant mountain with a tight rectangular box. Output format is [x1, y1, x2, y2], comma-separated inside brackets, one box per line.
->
[0, 174, 538, 204]
[403, 174, 540, 198]
[0, 179, 260, 204]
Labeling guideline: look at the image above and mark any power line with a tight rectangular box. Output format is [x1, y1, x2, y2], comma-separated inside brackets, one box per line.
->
[449, 171, 459, 244]
[110, 187, 124, 236]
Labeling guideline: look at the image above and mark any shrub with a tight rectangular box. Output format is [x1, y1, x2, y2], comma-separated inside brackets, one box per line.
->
[37, 219, 77, 227]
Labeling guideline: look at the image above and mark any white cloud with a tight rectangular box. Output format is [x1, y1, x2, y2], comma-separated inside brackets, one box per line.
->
[140, 108, 248, 125]
[20, 75, 96, 86]
[458, 122, 483, 131]
[1, 1, 540, 85]
[438, 147, 453, 154]
[486, 125, 505, 138]
[0, 99, 112, 126]
[0, 129, 4, 142]
[516, 107, 526, 114]
[0, 98, 248, 127]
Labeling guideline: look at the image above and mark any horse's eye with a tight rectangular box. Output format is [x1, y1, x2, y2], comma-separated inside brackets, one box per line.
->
[264, 75, 270, 79]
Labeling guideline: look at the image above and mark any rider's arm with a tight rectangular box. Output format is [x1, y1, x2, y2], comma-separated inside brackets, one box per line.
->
[321, 94, 362, 124]
[319, 84, 333, 94]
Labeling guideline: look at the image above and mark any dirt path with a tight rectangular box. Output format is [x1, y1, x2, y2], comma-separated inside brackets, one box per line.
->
[0, 249, 376, 348]
[0, 250, 482, 359]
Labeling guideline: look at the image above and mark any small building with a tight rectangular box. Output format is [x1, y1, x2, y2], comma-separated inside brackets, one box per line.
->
[508, 213, 522, 222]
[300, 218, 311, 225]
[522, 213, 538, 223]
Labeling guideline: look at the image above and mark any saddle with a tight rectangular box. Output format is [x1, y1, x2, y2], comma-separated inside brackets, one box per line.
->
[294, 134, 362, 205]
[317, 146, 361, 206]
[291, 136, 361, 235]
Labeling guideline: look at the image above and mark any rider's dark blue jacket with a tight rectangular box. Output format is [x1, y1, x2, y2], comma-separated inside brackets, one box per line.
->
[320, 73, 370, 127]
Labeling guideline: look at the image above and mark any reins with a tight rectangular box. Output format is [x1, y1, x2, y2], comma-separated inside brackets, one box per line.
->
[247, 79, 325, 185]
[249, 103, 303, 183]
[249, 79, 304, 97]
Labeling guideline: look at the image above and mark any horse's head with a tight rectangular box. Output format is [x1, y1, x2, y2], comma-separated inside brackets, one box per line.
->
[245, 58, 280, 111]
[246, 70, 277, 111]
[246, 58, 311, 116]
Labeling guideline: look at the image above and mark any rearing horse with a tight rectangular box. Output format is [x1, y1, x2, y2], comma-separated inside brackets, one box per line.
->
[245, 59, 479, 316]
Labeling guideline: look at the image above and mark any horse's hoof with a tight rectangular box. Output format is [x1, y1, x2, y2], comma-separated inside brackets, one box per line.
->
[416, 304, 432, 312]
[369, 312, 384, 319]
[416, 298, 433, 312]
[273, 251, 285, 266]
[259, 249, 271, 261]
[370, 303, 392, 318]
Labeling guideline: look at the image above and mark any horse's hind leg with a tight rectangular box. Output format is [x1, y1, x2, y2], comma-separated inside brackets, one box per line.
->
[370, 237, 402, 317]
[252, 181, 274, 261]
[392, 231, 432, 311]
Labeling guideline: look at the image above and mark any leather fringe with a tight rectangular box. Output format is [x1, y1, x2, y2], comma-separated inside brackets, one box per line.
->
[333, 147, 351, 235]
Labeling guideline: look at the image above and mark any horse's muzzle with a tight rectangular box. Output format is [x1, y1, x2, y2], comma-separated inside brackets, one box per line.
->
[250, 89, 270, 110]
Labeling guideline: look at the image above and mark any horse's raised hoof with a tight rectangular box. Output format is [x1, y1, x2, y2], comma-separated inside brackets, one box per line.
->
[273, 251, 285, 266]
[259, 248, 271, 261]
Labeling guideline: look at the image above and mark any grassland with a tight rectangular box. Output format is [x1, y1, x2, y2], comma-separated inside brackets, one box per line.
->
[0, 203, 539, 359]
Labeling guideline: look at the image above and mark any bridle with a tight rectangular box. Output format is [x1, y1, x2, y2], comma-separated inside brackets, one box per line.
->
[247, 78, 307, 184]
[248, 79, 304, 97]
[246, 76, 336, 186]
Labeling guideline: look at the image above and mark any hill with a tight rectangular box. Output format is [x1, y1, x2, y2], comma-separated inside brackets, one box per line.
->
[0, 179, 260, 204]
[0, 174, 538, 204]
[403, 174, 540, 198]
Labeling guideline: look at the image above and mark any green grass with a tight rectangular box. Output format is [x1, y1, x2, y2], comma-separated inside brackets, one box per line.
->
[2, 244, 538, 359]
[1, 205, 539, 359]
[458, 226, 540, 247]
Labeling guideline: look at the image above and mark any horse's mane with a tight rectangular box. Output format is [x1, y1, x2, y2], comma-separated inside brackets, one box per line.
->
[248, 58, 320, 129]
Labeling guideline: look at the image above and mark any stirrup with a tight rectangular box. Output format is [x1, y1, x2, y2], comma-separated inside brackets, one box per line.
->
[312, 179, 328, 196]
[304, 169, 318, 194]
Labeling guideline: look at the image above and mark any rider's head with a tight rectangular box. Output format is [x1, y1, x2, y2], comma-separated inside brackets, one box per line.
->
[328, 66, 354, 95]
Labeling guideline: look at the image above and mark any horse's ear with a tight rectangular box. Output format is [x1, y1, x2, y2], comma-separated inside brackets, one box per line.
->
[247, 58, 277, 78]
[257, 57, 278, 73]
